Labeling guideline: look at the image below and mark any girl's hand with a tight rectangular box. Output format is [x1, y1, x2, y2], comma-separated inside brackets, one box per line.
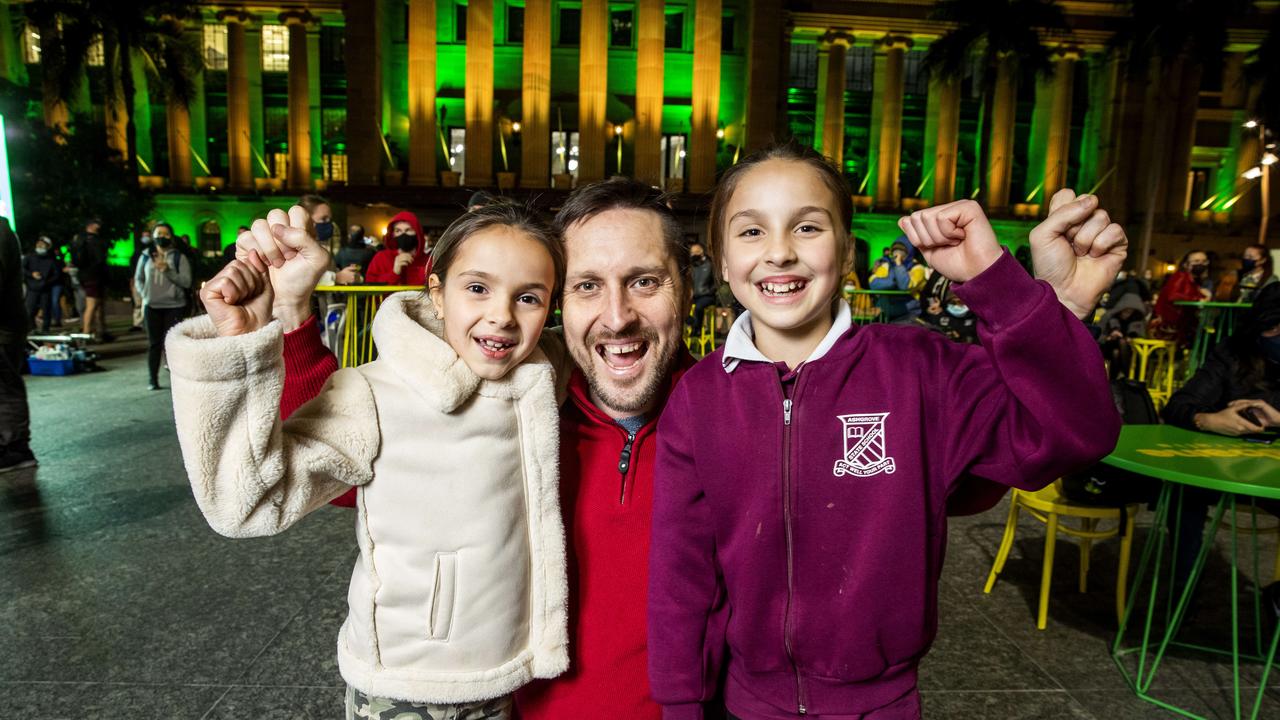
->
[1195, 406, 1267, 436]
[897, 200, 1003, 283]
[236, 206, 330, 331]
[202, 260, 275, 337]
[1031, 190, 1129, 320]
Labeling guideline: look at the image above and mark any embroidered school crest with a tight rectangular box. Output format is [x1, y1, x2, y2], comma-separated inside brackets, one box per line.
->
[833, 413, 896, 477]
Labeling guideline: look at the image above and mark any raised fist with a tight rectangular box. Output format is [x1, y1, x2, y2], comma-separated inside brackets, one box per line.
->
[897, 200, 1003, 284]
[235, 206, 331, 331]
[201, 260, 274, 337]
[1030, 190, 1128, 320]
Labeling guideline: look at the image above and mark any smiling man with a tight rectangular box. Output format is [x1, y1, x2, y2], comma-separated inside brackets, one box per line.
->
[251, 179, 694, 720]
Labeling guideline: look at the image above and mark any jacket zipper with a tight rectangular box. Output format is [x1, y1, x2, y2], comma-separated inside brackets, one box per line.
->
[617, 430, 637, 505]
[780, 388, 807, 715]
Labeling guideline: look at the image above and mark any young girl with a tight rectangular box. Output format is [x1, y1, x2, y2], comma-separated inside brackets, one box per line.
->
[647, 142, 1124, 719]
[166, 204, 569, 720]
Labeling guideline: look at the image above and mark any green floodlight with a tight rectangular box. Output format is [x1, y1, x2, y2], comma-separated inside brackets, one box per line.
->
[0, 114, 15, 227]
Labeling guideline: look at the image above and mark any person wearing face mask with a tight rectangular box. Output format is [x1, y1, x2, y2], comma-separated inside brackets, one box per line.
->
[129, 229, 153, 330]
[1234, 244, 1278, 303]
[23, 236, 63, 333]
[868, 236, 928, 322]
[299, 194, 336, 251]
[365, 211, 432, 286]
[336, 225, 375, 279]
[687, 242, 717, 332]
[1151, 250, 1212, 346]
[134, 222, 192, 390]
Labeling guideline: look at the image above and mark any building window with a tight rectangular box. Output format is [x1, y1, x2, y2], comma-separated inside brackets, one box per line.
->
[664, 10, 684, 50]
[22, 26, 40, 64]
[324, 153, 348, 183]
[507, 4, 525, 44]
[846, 46, 873, 92]
[456, 2, 468, 42]
[551, 130, 579, 177]
[272, 151, 288, 178]
[261, 24, 289, 72]
[320, 26, 345, 74]
[199, 220, 222, 256]
[720, 15, 735, 52]
[203, 25, 228, 71]
[789, 43, 818, 90]
[450, 128, 467, 182]
[559, 7, 581, 46]
[660, 135, 686, 186]
[610, 9, 633, 48]
[86, 35, 104, 66]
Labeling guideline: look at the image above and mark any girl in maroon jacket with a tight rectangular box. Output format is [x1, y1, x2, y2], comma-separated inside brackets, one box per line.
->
[647, 142, 1127, 719]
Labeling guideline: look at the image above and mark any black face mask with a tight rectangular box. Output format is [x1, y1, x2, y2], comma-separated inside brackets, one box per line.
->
[691, 254, 706, 264]
[396, 235, 417, 253]
[156, 236, 173, 249]
[1190, 264, 1208, 278]
[315, 221, 334, 242]
[1241, 258, 1258, 272]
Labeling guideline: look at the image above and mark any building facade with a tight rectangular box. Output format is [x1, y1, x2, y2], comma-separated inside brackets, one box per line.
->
[1, 0, 1275, 270]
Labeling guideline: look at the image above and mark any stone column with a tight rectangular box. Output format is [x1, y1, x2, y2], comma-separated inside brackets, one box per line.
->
[634, 0, 665, 186]
[744, 0, 783, 153]
[1043, 47, 1080, 205]
[1163, 59, 1202, 217]
[465, 0, 494, 186]
[219, 10, 253, 190]
[874, 34, 911, 209]
[987, 53, 1016, 213]
[408, 0, 438, 185]
[689, 0, 722, 194]
[820, 31, 851, 168]
[166, 97, 193, 187]
[345, 0, 383, 186]
[578, 0, 609, 184]
[521, 0, 551, 188]
[282, 11, 315, 189]
[931, 75, 960, 204]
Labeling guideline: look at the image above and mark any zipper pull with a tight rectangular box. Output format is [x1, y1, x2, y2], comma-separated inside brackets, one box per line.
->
[798, 704, 807, 715]
[618, 432, 636, 475]
[783, 398, 792, 426]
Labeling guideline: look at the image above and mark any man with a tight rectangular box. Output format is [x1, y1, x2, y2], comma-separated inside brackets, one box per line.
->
[0, 217, 36, 473]
[226, 178, 691, 719]
[73, 218, 112, 340]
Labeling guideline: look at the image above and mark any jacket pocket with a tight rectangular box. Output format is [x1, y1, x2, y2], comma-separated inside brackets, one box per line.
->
[427, 552, 458, 641]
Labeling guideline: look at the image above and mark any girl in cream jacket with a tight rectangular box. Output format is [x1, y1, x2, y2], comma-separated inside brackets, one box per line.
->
[166, 204, 569, 719]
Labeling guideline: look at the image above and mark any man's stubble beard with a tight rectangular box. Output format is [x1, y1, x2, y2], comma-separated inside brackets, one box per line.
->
[570, 328, 679, 417]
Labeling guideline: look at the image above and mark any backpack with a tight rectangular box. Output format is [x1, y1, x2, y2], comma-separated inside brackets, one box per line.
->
[1061, 378, 1161, 507]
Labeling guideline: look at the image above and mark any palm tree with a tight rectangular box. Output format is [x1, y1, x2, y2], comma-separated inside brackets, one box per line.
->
[1109, 0, 1248, 271]
[21, 0, 202, 179]
[924, 0, 1068, 211]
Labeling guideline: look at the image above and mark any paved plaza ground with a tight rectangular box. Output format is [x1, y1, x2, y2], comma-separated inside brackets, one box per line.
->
[2, 339, 1278, 719]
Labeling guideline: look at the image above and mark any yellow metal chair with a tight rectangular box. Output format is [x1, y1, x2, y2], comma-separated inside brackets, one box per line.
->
[1127, 338, 1177, 410]
[984, 481, 1139, 630]
[684, 307, 717, 356]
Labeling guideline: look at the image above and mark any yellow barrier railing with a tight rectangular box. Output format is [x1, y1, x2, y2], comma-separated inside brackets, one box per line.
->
[315, 285, 420, 367]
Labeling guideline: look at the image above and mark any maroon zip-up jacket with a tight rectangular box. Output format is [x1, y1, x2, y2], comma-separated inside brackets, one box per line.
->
[648, 252, 1120, 719]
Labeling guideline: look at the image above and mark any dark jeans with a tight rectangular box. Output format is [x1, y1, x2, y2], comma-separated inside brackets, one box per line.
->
[0, 338, 30, 451]
[25, 287, 54, 332]
[144, 306, 187, 384]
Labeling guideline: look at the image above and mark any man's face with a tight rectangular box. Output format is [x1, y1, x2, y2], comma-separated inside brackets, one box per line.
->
[86, 222, 100, 235]
[690, 243, 706, 262]
[562, 208, 686, 420]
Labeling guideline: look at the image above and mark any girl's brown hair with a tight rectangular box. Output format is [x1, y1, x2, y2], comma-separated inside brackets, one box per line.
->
[707, 140, 854, 272]
[430, 202, 566, 297]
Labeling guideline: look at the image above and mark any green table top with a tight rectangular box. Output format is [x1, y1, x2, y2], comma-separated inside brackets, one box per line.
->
[1102, 424, 1280, 499]
[1172, 301, 1253, 309]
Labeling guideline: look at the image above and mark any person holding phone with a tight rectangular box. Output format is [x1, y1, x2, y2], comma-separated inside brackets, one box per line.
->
[365, 212, 432, 286]
[1163, 282, 1280, 598]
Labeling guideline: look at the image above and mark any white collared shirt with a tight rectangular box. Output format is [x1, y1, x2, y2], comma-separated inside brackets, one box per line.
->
[721, 301, 853, 373]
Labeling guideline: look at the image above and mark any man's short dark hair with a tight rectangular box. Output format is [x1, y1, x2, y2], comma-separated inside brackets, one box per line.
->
[553, 178, 690, 287]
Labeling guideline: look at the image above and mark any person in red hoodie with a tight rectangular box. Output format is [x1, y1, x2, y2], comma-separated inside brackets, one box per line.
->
[365, 211, 432, 286]
[1150, 249, 1211, 346]
[233, 179, 694, 720]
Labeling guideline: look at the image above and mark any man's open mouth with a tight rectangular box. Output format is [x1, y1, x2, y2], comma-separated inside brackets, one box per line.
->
[596, 340, 650, 372]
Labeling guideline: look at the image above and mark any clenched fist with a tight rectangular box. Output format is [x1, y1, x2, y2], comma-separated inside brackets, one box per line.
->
[1030, 190, 1129, 320]
[897, 200, 1004, 284]
[202, 260, 274, 337]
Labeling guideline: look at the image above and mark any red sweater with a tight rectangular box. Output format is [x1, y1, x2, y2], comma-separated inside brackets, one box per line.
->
[278, 317, 696, 717]
[515, 356, 693, 720]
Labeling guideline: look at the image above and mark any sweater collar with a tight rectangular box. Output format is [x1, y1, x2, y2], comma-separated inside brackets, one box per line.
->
[371, 292, 553, 413]
[722, 300, 852, 373]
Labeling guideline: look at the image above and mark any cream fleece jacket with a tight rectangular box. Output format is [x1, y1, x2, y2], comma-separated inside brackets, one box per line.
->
[166, 292, 569, 704]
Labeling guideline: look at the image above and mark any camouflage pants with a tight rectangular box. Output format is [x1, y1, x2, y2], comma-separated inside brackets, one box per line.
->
[344, 687, 513, 720]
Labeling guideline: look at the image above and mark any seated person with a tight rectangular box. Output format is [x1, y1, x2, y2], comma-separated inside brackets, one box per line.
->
[868, 237, 927, 322]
